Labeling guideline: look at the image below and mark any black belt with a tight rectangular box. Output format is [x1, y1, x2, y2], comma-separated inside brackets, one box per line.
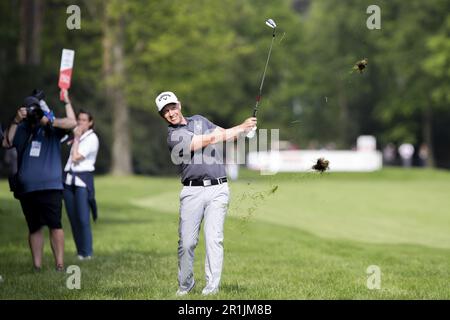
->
[183, 177, 227, 187]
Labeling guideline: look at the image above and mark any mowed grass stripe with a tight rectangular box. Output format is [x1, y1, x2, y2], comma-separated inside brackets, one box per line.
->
[0, 169, 449, 299]
[130, 170, 450, 249]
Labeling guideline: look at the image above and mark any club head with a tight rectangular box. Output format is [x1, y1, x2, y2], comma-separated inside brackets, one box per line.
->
[265, 19, 277, 29]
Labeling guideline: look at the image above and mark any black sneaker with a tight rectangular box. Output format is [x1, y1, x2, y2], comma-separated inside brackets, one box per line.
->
[55, 264, 65, 272]
[32, 266, 42, 273]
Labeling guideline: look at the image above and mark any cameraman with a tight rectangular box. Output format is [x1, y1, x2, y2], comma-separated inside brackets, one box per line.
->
[2, 89, 76, 271]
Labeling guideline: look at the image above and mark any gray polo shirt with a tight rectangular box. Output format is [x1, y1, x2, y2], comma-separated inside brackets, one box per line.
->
[167, 115, 226, 182]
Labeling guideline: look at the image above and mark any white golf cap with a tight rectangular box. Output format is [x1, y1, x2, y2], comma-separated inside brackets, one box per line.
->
[155, 91, 179, 112]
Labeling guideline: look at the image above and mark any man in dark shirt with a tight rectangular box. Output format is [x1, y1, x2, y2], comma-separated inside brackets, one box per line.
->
[2, 89, 77, 271]
[155, 91, 256, 296]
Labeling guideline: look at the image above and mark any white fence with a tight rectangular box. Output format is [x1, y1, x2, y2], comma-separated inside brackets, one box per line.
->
[247, 150, 383, 173]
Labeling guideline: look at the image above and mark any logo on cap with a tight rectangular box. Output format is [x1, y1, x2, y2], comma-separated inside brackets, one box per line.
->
[155, 91, 178, 112]
[158, 94, 172, 102]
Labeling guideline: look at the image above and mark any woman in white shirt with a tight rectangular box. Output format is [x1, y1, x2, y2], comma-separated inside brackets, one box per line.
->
[63, 109, 99, 260]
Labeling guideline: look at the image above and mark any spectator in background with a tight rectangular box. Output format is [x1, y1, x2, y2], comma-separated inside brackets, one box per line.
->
[63, 109, 99, 261]
[383, 143, 396, 166]
[398, 143, 415, 168]
[325, 142, 337, 150]
[419, 143, 429, 167]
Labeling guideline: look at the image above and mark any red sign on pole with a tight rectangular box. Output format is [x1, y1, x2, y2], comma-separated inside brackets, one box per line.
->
[58, 49, 75, 101]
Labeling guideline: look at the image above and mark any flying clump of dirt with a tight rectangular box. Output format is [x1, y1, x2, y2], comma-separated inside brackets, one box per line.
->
[269, 185, 279, 194]
[312, 158, 330, 173]
[228, 184, 280, 230]
[352, 58, 368, 74]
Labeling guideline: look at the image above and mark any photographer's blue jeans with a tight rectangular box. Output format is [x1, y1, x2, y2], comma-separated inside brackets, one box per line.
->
[63, 185, 93, 257]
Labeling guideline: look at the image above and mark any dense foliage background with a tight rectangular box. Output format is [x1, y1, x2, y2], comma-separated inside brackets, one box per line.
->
[1, 0, 449, 175]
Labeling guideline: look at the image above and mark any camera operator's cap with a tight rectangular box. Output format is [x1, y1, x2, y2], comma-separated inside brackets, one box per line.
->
[155, 91, 179, 112]
[23, 96, 40, 109]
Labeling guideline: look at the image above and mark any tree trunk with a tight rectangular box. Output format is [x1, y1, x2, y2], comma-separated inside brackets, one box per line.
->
[337, 81, 350, 148]
[103, 9, 133, 175]
[18, 0, 43, 65]
[423, 104, 435, 167]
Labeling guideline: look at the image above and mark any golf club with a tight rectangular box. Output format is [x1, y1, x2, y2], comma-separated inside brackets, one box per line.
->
[247, 18, 277, 139]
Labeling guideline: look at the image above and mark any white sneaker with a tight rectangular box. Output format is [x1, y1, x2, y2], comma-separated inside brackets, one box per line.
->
[176, 282, 195, 297]
[201, 287, 219, 296]
[77, 255, 92, 261]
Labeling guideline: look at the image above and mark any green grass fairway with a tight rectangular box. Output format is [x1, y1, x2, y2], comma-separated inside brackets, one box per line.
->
[1, 168, 450, 299]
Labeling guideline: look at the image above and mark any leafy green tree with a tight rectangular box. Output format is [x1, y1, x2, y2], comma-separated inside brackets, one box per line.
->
[1, 0, 450, 174]
[374, 0, 450, 166]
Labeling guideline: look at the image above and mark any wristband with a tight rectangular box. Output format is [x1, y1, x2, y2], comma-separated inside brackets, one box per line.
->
[44, 110, 55, 124]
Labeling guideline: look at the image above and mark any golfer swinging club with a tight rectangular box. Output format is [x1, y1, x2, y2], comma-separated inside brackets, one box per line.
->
[155, 91, 256, 296]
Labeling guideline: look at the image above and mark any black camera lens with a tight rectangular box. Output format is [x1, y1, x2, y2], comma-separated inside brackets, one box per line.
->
[25, 107, 44, 123]
[23, 91, 44, 124]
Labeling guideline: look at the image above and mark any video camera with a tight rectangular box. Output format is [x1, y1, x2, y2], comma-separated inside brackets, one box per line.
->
[23, 89, 48, 124]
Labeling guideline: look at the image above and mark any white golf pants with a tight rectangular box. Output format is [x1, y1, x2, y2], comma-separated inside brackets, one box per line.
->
[178, 183, 229, 292]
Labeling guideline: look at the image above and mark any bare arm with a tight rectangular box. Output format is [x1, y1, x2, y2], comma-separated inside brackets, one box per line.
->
[70, 127, 85, 162]
[190, 117, 256, 152]
[52, 89, 77, 130]
[71, 138, 84, 162]
[2, 124, 17, 148]
[2, 108, 27, 148]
